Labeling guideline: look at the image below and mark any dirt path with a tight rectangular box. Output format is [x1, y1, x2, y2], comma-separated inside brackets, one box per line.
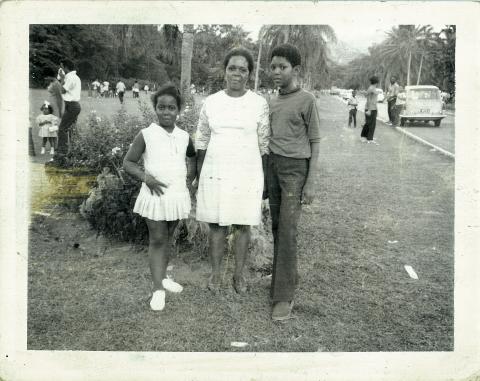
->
[28, 95, 454, 352]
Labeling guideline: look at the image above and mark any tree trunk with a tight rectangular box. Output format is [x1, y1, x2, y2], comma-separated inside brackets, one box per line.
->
[254, 42, 262, 91]
[283, 26, 290, 43]
[180, 24, 194, 101]
[416, 54, 424, 85]
[407, 51, 412, 86]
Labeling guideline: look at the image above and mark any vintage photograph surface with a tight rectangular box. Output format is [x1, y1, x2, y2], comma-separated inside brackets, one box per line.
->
[27, 23, 455, 352]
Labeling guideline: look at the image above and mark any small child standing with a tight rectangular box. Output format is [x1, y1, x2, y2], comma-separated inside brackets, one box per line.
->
[347, 90, 359, 127]
[267, 44, 321, 321]
[36, 101, 58, 155]
[123, 84, 196, 311]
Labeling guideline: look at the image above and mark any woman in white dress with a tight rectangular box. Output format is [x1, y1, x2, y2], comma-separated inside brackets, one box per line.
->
[196, 47, 270, 293]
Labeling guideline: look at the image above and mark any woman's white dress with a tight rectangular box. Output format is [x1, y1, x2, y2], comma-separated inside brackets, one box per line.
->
[134, 123, 191, 221]
[195, 90, 270, 226]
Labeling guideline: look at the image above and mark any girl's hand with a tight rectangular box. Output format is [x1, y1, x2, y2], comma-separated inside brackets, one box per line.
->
[145, 174, 168, 196]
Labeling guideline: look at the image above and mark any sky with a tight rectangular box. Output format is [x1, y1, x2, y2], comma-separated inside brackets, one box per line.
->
[244, 24, 446, 53]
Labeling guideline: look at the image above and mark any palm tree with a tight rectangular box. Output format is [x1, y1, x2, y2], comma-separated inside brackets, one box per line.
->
[180, 24, 195, 100]
[255, 25, 336, 90]
[379, 25, 432, 86]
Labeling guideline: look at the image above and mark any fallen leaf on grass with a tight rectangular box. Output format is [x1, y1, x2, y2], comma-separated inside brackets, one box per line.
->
[34, 211, 51, 217]
[388, 240, 398, 244]
[230, 342, 249, 348]
[404, 265, 419, 280]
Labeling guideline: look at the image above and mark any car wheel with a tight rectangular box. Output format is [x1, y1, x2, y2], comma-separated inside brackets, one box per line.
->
[434, 119, 441, 127]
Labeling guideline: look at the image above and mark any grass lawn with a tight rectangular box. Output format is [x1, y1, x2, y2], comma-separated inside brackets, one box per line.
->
[27, 93, 454, 352]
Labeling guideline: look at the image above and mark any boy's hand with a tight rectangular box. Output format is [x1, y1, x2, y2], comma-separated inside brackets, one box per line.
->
[301, 181, 315, 205]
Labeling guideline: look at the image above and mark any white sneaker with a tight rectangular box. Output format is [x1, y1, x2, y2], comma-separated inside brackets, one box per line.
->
[150, 290, 165, 311]
[50, 147, 54, 155]
[40, 147, 45, 154]
[162, 278, 183, 293]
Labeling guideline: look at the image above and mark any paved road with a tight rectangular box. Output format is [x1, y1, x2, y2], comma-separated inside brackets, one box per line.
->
[345, 96, 455, 155]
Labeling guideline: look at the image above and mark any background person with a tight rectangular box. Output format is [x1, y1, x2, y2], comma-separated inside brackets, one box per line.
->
[195, 47, 270, 294]
[55, 59, 81, 157]
[386, 76, 400, 125]
[347, 89, 359, 127]
[36, 101, 59, 155]
[116, 80, 126, 104]
[361, 75, 379, 144]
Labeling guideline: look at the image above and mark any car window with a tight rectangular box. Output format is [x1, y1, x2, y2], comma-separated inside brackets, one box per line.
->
[408, 89, 440, 100]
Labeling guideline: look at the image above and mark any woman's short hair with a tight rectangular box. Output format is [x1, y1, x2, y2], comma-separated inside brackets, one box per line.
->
[369, 75, 379, 85]
[223, 47, 254, 73]
[151, 83, 183, 110]
[270, 44, 301, 67]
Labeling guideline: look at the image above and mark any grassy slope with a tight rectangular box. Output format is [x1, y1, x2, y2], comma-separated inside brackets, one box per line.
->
[27, 94, 454, 352]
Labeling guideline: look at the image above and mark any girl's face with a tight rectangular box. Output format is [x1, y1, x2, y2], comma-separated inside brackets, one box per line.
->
[42, 107, 50, 115]
[225, 55, 250, 92]
[155, 95, 179, 128]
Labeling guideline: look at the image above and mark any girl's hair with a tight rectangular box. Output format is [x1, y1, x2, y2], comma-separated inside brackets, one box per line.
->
[223, 47, 254, 73]
[151, 84, 183, 110]
[40, 104, 54, 114]
[369, 75, 379, 85]
[270, 44, 302, 67]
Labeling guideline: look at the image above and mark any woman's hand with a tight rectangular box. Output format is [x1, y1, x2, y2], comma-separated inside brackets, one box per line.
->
[145, 174, 168, 196]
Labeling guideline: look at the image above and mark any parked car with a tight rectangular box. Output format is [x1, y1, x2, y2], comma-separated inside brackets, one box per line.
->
[376, 89, 385, 103]
[397, 85, 446, 127]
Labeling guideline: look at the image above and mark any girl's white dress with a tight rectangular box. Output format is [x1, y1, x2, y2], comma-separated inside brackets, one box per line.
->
[36, 114, 59, 138]
[133, 123, 191, 221]
[195, 90, 270, 226]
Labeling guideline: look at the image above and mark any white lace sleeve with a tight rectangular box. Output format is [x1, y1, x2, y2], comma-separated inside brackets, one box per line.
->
[195, 103, 211, 150]
[257, 98, 270, 155]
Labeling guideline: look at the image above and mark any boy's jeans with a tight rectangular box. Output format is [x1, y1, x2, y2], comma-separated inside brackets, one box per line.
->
[348, 108, 357, 127]
[267, 153, 308, 302]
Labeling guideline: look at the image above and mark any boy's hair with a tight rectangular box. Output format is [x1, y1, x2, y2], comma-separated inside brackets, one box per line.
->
[223, 47, 254, 73]
[270, 44, 301, 67]
[151, 83, 182, 110]
[40, 104, 54, 114]
[369, 75, 379, 85]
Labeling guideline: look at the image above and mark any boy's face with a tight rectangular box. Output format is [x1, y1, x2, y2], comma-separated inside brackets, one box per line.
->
[270, 56, 298, 89]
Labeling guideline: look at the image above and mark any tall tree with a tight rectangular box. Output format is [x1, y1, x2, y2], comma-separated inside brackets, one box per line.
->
[258, 25, 336, 89]
[180, 24, 195, 100]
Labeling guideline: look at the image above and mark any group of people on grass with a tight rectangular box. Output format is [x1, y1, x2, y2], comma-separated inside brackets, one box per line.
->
[123, 44, 321, 321]
[34, 59, 82, 157]
[346, 75, 401, 144]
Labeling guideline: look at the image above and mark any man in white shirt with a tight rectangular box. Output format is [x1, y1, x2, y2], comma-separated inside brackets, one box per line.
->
[56, 59, 81, 157]
[386, 76, 400, 125]
[116, 80, 126, 104]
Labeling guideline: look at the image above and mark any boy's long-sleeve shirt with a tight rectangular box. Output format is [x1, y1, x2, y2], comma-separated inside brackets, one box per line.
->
[268, 88, 321, 159]
[347, 96, 358, 110]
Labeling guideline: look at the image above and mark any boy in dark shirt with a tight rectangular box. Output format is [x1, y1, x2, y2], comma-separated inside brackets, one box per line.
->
[267, 44, 321, 321]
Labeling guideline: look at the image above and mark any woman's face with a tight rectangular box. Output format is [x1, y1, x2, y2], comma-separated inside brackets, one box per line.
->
[225, 55, 250, 92]
[155, 95, 179, 128]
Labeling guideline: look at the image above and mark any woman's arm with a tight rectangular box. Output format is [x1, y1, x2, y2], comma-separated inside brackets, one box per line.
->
[195, 103, 211, 179]
[257, 99, 271, 199]
[123, 132, 168, 196]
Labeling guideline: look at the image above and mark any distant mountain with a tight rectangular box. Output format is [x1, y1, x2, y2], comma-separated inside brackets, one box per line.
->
[328, 40, 363, 65]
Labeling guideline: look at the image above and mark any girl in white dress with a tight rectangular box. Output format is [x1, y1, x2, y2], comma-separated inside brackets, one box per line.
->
[123, 84, 196, 311]
[196, 48, 270, 293]
[36, 101, 59, 155]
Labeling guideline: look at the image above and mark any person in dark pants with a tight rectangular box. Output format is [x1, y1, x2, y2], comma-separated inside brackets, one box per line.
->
[347, 89, 359, 127]
[360, 75, 379, 144]
[268, 44, 321, 321]
[116, 80, 126, 104]
[56, 59, 81, 157]
[386, 76, 400, 125]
